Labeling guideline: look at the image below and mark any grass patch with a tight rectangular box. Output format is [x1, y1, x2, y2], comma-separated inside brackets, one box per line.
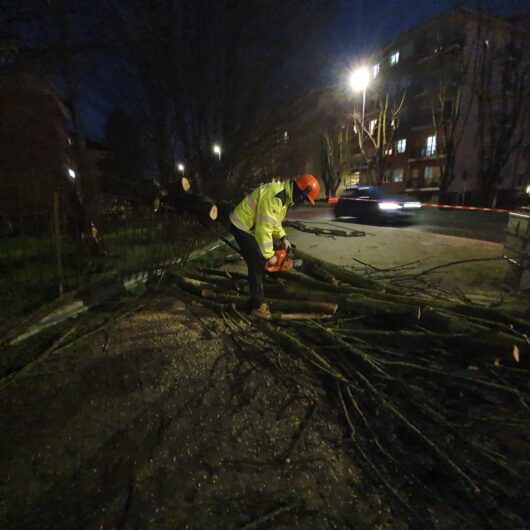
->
[0, 216, 216, 319]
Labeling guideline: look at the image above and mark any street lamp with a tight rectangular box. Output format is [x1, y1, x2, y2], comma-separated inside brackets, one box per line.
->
[349, 67, 370, 135]
[177, 163, 185, 173]
[212, 143, 222, 161]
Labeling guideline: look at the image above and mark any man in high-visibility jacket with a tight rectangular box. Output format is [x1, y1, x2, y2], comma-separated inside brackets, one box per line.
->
[229, 174, 320, 319]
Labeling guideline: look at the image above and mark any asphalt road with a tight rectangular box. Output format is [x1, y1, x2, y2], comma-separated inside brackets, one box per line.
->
[287, 204, 509, 243]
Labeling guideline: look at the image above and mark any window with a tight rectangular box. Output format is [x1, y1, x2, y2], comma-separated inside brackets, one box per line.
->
[396, 138, 407, 153]
[424, 166, 434, 184]
[392, 168, 404, 183]
[385, 146, 393, 156]
[369, 119, 377, 134]
[424, 166, 440, 185]
[382, 171, 391, 183]
[425, 135, 436, 156]
[390, 50, 400, 65]
[373, 63, 380, 78]
[349, 172, 360, 186]
[343, 172, 360, 189]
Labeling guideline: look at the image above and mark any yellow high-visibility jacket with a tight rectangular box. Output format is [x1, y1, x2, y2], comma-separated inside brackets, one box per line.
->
[229, 181, 293, 259]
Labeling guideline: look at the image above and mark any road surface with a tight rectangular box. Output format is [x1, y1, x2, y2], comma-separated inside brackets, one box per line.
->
[287, 204, 509, 243]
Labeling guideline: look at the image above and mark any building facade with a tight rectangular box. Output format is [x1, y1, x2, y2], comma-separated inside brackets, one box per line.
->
[348, 8, 530, 206]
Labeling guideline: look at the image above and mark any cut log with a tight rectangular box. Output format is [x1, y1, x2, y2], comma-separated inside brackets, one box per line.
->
[177, 286, 339, 316]
[278, 313, 334, 320]
[175, 276, 220, 299]
[181, 176, 191, 192]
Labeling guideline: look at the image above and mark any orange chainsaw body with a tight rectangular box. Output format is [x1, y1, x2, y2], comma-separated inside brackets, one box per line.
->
[265, 249, 294, 273]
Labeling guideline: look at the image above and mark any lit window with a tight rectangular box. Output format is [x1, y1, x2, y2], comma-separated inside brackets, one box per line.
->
[425, 135, 436, 156]
[390, 50, 400, 65]
[369, 119, 377, 134]
[396, 138, 407, 153]
[385, 146, 393, 156]
[525, 184, 530, 195]
[392, 168, 404, 182]
[283, 131, 289, 142]
[373, 63, 380, 78]
[382, 171, 391, 183]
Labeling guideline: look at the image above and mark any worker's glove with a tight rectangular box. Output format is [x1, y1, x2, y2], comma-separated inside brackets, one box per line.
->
[280, 237, 292, 253]
[266, 255, 278, 267]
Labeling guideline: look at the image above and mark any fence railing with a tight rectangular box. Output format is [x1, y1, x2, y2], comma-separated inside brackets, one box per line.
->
[0, 192, 215, 320]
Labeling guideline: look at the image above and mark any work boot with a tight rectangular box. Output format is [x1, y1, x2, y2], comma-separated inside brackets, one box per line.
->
[250, 303, 272, 320]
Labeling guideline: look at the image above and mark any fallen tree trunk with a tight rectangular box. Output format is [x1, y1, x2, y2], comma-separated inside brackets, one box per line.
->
[296, 250, 385, 291]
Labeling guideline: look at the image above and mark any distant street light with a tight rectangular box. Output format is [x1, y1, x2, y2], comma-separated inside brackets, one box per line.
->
[177, 163, 185, 173]
[213, 143, 222, 161]
[349, 67, 370, 135]
[68, 168, 76, 179]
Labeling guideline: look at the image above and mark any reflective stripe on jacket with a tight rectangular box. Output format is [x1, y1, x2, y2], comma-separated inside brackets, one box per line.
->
[229, 181, 293, 259]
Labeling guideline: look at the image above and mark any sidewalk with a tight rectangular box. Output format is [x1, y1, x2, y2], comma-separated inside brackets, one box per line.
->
[285, 220, 507, 304]
[0, 291, 370, 528]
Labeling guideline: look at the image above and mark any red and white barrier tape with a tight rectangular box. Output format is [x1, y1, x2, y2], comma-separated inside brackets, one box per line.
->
[324, 197, 511, 213]
[421, 203, 509, 213]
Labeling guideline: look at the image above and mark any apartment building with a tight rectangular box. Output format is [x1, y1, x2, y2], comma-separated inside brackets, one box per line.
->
[349, 8, 530, 206]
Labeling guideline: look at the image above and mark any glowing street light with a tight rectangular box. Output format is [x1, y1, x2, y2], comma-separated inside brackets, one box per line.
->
[213, 143, 222, 161]
[349, 67, 370, 93]
[349, 67, 370, 134]
[177, 163, 185, 173]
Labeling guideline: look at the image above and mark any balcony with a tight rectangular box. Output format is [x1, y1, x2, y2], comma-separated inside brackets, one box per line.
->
[406, 176, 440, 190]
[416, 33, 465, 63]
[408, 146, 438, 159]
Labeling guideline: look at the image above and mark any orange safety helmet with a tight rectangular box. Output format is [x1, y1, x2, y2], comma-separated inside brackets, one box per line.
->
[294, 174, 320, 205]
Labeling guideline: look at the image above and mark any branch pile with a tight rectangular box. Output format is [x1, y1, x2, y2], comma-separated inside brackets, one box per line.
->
[169, 250, 530, 527]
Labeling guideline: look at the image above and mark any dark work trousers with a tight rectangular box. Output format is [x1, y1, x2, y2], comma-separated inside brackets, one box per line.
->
[230, 222, 265, 310]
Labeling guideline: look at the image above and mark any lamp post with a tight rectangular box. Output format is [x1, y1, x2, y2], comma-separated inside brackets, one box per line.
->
[177, 163, 185, 174]
[212, 143, 222, 161]
[349, 67, 370, 136]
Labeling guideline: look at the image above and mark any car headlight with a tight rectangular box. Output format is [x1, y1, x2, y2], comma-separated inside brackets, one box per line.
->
[378, 202, 402, 211]
[404, 202, 422, 208]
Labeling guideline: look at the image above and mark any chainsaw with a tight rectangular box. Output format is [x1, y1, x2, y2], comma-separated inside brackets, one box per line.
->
[265, 245, 303, 273]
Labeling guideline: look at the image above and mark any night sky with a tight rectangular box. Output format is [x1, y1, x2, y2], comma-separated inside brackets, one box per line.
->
[74, 0, 530, 137]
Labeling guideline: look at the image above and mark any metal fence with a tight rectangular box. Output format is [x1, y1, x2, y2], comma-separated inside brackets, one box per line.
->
[0, 191, 215, 320]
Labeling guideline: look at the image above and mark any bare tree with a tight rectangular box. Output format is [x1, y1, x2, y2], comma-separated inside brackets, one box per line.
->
[101, 107, 151, 200]
[470, 14, 528, 206]
[320, 129, 341, 197]
[352, 91, 406, 185]
[430, 31, 474, 196]
[88, 0, 338, 198]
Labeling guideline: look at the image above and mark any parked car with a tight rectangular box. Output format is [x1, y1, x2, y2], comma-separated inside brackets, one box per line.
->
[334, 186, 422, 223]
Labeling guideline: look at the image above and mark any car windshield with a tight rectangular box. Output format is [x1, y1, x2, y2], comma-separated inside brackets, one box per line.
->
[342, 187, 379, 199]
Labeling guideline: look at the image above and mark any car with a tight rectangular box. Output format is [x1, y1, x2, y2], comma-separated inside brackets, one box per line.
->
[334, 186, 422, 223]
